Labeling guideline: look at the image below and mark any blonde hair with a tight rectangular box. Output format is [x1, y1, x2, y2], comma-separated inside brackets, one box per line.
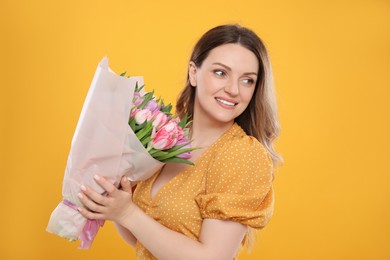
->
[176, 24, 283, 169]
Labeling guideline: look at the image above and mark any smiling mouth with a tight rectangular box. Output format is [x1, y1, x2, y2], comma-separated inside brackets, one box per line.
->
[215, 97, 237, 107]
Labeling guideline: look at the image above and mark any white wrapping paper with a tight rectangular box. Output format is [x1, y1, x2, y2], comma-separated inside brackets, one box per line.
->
[46, 57, 164, 248]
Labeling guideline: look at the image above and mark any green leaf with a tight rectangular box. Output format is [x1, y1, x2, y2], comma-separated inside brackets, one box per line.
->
[161, 157, 194, 166]
[120, 71, 127, 77]
[164, 141, 191, 153]
[185, 120, 192, 128]
[149, 149, 169, 157]
[138, 92, 154, 109]
[178, 114, 188, 128]
[136, 122, 153, 140]
[161, 103, 172, 113]
[135, 121, 147, 131]
[135, 83, 145, 93]
[141, 136, 152, 146]
[129, 117, 136, 131]
[154, 147, 197, 161]
[135, 82, 146, 93]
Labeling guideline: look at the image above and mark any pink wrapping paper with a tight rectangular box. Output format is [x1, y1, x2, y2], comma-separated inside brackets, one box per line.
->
[46, 57, 164, 249]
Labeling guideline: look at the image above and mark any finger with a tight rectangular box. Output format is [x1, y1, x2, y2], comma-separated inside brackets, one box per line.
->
[94, 175, 117, 195]
[120, 176, 132, 193]
[78, 191, 105, 213]
[80, 184, 107, 206]
[77, 206, 105, 220]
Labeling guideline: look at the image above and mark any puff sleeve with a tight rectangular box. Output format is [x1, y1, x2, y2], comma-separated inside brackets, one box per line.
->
[195, 135, 274, 229]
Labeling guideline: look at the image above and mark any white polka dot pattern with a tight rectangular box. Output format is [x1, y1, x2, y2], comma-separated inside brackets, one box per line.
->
[132, 123, 274, 259]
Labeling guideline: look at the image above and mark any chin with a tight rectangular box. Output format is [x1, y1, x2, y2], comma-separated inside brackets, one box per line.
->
[210, 114, 236, 125]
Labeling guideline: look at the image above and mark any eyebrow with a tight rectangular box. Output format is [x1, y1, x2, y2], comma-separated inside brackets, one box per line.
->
[212, 62, 258, 76]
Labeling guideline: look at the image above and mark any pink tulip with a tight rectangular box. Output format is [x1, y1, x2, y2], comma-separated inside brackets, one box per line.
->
[175, 138, 192, 159]
[135, 109, 152, 125]
[151, 111, 169, 130]
[132, 92, 143, 106]
[151, 121, 180, 150]
[144, 100, 160, 112]
[176, 126, 184, 141]
[130, 108, 139, 119]
[171, 117, 184, 140]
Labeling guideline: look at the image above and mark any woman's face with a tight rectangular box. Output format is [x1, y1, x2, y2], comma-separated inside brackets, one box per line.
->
[189, 43, 258, 127]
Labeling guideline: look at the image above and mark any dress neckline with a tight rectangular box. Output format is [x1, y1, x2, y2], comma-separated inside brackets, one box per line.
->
[148, 123, 243, 202]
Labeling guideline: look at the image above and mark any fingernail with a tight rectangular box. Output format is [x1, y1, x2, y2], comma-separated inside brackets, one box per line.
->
[77, 207, 82, 212]
[78, 193, 83, 199]
[94, 175, 100, 181]
[80, 185, 86, 191]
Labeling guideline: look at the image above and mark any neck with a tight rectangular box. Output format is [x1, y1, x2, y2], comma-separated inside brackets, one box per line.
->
[190, 114, 234, 148]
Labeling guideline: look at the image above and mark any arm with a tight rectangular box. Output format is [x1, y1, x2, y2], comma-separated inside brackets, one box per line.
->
[114, 222, 137, 247]
[78, 175, 247, 260]
[123, 205, 246, 260]
[113, 178, 137, 247]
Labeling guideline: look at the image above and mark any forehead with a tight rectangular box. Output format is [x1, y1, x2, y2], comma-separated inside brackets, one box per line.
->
[203, 43, 259, 73]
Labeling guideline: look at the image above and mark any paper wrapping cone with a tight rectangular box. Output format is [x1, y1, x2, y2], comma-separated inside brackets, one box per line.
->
[46, 57, 164, 249]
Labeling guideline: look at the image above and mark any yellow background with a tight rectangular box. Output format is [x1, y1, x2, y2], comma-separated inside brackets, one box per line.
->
[1, 0, 389, 259]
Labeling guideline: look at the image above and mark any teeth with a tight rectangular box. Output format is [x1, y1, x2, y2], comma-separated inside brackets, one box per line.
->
[216, 98, 236, 106]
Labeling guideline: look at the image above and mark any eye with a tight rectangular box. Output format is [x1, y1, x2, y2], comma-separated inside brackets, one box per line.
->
[242, 78, 255, 86]
[213, 69, 226, 77]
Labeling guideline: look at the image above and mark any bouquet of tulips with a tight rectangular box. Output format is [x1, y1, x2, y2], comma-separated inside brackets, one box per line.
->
[47, 57, 196, 249]
[128, 79, 194, 165]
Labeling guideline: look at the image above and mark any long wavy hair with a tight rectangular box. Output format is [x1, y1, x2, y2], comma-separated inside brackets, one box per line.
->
[176, 24, 282, 168]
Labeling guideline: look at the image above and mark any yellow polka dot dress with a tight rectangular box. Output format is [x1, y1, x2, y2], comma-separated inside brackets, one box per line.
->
[133, 123, 274, 259]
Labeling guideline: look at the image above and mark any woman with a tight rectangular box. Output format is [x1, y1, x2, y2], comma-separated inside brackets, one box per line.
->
[77, 24, 282, 259]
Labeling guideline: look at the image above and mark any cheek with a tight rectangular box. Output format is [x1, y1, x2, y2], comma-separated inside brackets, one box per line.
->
[241, 88, 256, 103]
[202, 77, 215, 91]
[199, 74, 225, 91]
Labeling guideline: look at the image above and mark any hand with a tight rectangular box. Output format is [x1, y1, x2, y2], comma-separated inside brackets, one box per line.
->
[78, 175, 134, 224]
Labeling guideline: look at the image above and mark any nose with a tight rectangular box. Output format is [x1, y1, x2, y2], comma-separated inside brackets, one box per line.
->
[224, 79, 239, 96]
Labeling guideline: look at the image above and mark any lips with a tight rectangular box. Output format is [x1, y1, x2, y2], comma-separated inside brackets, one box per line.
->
[215, 97, 238, 106]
